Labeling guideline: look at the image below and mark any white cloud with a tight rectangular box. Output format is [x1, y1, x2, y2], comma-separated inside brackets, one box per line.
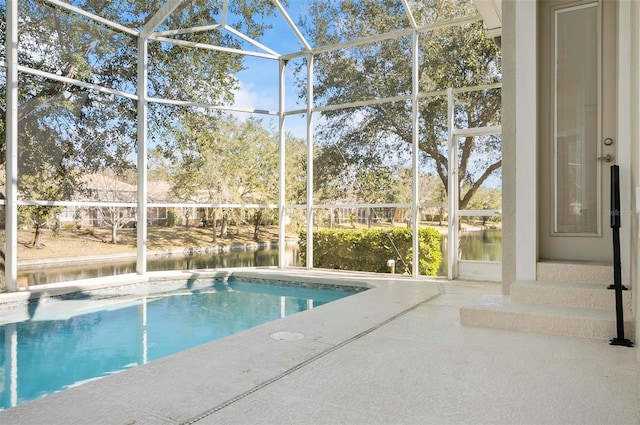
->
[231, 81, 278, 112]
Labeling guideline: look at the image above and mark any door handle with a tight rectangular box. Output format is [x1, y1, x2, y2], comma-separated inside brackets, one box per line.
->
[598, 154, 614, 162]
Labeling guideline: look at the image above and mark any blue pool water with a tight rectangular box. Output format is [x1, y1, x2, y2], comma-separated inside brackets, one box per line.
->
[0, 279, 359, 410]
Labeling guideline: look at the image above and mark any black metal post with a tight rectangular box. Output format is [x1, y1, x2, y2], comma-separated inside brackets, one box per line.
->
[608, 165, 633, 347]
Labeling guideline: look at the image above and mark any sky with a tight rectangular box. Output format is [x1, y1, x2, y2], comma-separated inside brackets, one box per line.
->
[198, 2, 316, 139]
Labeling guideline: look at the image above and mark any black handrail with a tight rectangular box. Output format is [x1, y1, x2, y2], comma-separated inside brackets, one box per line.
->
[608, 164, 633, 347]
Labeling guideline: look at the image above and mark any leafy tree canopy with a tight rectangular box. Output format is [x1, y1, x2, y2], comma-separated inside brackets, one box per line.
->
[296, 0, 502, 209]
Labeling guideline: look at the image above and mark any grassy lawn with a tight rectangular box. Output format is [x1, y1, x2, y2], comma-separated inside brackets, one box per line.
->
[15, 224, 292, 261]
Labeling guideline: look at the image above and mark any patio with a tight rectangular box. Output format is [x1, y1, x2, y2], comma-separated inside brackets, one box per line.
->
[0, 270, 637, 425]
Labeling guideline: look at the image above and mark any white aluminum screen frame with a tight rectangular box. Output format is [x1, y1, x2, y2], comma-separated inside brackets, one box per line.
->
[2, 1, 500, 290]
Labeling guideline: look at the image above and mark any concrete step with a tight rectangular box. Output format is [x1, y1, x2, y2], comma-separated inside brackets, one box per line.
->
[511, 280, 632, 311]
[536, 261, 613, 284]
[460, 296, 634, 341]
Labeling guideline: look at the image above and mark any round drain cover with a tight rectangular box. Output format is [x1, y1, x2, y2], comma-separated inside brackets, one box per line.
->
[270, 331, 304, 341]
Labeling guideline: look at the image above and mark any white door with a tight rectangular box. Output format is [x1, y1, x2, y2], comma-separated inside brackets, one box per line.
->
[538, 0, 617, 263]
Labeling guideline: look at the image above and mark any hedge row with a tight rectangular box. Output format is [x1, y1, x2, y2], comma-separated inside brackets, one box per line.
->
[298, 227, 442, 275]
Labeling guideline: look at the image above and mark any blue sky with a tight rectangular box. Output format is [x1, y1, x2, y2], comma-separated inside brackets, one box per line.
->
[228, 9, 311, 139]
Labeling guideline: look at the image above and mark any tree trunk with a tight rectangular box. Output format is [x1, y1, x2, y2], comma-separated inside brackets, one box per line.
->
[253, 210, 262, 241]
[211, 209, 217, 243]
[220, 210, 228, 238]
[111, 225, 117, 244]
[31, 224, 43, 248]
[0, 250, 5, 291]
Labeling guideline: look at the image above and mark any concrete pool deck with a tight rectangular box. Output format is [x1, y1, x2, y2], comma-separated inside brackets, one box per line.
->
[0, 268, 639, 424]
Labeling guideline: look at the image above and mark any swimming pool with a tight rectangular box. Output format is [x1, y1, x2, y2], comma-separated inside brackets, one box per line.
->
[0, 276, 361, 410]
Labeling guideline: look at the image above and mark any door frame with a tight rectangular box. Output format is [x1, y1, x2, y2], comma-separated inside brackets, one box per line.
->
[538, 0, 616, 263]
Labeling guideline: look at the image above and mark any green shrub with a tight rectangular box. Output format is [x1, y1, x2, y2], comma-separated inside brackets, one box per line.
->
[298, 227, 441, 275]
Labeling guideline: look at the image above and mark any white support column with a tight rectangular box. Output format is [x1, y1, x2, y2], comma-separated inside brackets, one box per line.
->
[136, 38, 148, 275]
[411, 31, 420, 277]
[447, 88, 459, 279]
[134, 1, 181, 276]
[514, 1, 538, 284]
[305, 53, 314, 269]
[501, 0, 538, 294]
[5, 0, 19, 292]
[278, 58, 287, 268]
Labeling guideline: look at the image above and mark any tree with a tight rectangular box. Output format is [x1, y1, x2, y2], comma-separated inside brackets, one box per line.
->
[284, 134, 308, 206]
[356, 166, 406, 227]
[85, 171, 137, 244]
[18, 173, 64, 248]
[297, 0, 501, 210]
[464, 185, 502, 226]
[1, 1, 281, 238]
[420, 172, 447, 225]
[153, 113, 289, 241]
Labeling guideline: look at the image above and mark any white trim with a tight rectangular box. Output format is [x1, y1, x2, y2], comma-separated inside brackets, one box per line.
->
[149, 35, 279, 60]
[617, 0, 632, 291]
[278, 59, 287, 268]
[136, 39, 149, 275]
[153, 24, 222, 37]
[411, 31, 420, 277]
[273, 0, 311, 51]
[6, 0, 19, 292]
[147, 97, 278, 115]
[280, 15, 483, 61]
[42, 0, 138, 36]
[16, 65, 138, 101]
[459, 260, 502, 282]
[551, 2, 600, 236]
[304, 203, 412, 209]
[401, 0, 418, 29]
[458, 210, 502, 216]
[452, 125, 502, 137]
[139, 0, 183, 40]
[224, 26, 281, 57]
[18, 200, 138, 208]
[471, 0, 502, 36]
[143, 203, 279, 209]
[305, 53, 314, 270]
[447, 88, 459, 279]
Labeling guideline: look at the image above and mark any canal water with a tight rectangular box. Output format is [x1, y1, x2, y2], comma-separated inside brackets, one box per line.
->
[19, 229, 502, 285]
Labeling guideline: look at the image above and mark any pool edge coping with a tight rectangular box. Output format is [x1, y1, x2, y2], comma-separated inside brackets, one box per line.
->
[0, 267, 446, 312]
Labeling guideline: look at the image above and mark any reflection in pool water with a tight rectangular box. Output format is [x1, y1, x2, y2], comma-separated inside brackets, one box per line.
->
[19, 248, 298, 286]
